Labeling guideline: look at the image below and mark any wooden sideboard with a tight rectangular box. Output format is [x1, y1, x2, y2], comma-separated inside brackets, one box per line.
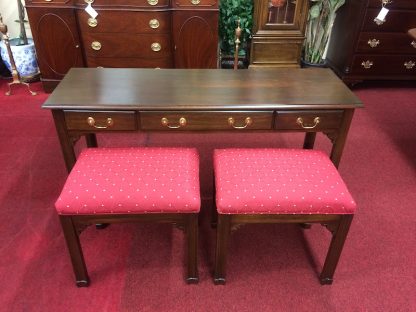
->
[25, 0, 218, 92]
[326, 0, 416, 84]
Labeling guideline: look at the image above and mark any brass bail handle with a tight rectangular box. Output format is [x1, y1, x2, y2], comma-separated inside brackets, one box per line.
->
[161, 117, 187, 129]
[87, 117, 114, 129]
[228, 117, 252, 129]
[296, 117, 320, 129]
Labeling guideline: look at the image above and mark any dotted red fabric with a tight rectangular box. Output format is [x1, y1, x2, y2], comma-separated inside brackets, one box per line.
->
[55, 147, 200, 215]
[214, 148, 356, 215]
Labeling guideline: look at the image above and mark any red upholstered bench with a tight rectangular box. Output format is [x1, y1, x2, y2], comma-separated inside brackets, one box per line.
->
[213, 148, 356, 285]
[56, 147, 200, 287]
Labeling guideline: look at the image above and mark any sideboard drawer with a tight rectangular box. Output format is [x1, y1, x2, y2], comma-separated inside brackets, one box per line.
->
[86, 57, 173, 68]
[351, 55, 416, 75]
[357, 32, 416, 54]
[75, 0, 170, 7]
[172, 0, 218, 8]
[275, 110, 344, 130]
[367, 0, 416, 10]
[65, 111, 137, 131]
[140, 111, 273, 130]
[78, 11, 171, 34]
[83, 33, 172, 58]
[362, 9, 416, 33]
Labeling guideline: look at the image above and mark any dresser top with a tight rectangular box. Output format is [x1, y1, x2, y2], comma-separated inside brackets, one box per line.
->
[43, 68, 363, 111]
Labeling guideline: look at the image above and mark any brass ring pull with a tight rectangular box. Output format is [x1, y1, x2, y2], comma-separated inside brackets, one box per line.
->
[191, 0, 201, 4]
[91, 41, 101, 51]
[367, 39, 380, 48]
[161, 117, 187, 129]
[88, 18, 97, 27]
[296, 117, 320, 129]
[228, 117, 252, 129]
[149, 19, 160, 29]
[151, 42, 161, 52]
[87, 117, 114, 129]
[147, 0, 158, 5]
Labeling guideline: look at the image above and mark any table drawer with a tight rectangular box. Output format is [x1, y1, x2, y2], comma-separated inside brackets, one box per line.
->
[275, 110, 344, 130]
[65, 111, 137, 131]
[140, 111, 273, 130]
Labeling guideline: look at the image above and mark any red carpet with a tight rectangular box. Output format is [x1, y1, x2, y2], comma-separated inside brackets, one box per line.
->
[0, 79, 415, 311]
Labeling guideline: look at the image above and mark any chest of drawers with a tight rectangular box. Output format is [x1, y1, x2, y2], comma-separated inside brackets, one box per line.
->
[25, 0, 218, 92]
[325, 0, 416, 84]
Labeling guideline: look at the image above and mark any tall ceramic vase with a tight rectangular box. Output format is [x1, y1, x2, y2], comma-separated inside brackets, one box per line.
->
[0, 38, 39, 81]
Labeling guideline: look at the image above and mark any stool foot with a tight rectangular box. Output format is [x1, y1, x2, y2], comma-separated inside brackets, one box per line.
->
[95, 223, 109, 230]
[186, 277, 199, 284]
[76, 279, 90, 287]
[214, 277, 226, 285]
[319, 277, 333, 285]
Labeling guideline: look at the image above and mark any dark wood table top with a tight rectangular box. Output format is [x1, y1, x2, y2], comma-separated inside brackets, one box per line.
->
[43, 68, 363, 111]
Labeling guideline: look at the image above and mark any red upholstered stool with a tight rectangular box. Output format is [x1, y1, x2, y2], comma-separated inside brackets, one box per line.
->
[56, 147, 200, 287]
[213, 148, 356, 285]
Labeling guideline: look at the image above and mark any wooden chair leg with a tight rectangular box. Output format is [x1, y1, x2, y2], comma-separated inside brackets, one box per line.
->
[185, 213, 199, 284]
[59, 216, 90, 287]
[214, 214, 231, 285]
[319, 214, 353, 285]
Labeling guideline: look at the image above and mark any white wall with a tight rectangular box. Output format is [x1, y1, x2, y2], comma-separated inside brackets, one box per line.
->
[0, 0, 32, 39]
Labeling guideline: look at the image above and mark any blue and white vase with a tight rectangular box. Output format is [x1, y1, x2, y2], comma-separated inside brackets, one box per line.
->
[0, 38, 39, 79]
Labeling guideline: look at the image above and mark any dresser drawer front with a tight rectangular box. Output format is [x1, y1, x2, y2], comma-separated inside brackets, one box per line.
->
[78, 11, 171, 34]
[65, 111, 137, 131]
[351, 55, 416, 75]
[86, 57, 173, 68]
[367, 0, 416, 10]
[83, 33, 172, 58]
[140, 111, 273, 130]
[172, 0, 218, 8]
[357, 32, 416, 54]
[27, 0, 71, 4]
[75, 0, 170, 7]
[362, 9, 416, 33]
[275, 111, 344, 130]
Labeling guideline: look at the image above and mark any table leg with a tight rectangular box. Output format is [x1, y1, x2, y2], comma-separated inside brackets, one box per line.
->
[52, 110, 76, 172]
[85, 134, 98, 147]
[303, 132, 317, 149]
[330, 109, 355, 168]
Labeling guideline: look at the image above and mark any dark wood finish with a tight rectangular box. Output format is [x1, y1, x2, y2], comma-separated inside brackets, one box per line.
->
[42, 68, 362, 171]
[326, 0, 416, 84]
[64, 111, 138, 131]
[214, 213, 353, 285]
[250, 0, 309, 67]
[25, 0, 218, 92]
[60, 212, 199, 286]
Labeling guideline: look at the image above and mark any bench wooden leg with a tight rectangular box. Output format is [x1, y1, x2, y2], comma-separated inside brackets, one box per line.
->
[214, 214, 231, 285]
[59, 216, 90, 287]
[186, 213, 199, 284]
[320, 215, 353, 285]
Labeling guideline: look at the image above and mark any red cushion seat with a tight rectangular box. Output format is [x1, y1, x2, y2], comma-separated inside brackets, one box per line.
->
[56, 147, 200, 215]
[214, 148, 356, 215]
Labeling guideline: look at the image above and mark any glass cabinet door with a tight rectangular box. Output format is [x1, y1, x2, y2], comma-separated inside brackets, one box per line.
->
[267, 0, 297, 25]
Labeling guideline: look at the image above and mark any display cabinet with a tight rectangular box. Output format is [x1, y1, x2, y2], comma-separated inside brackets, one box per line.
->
[25, 0, 218, 92]
[325, 0, 416, 84]
[250, 0, 309, 67]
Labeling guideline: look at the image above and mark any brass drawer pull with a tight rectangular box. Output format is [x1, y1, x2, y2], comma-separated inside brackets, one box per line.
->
[91, 41, 101, 51]
[147, 0, 158, 5]
[191, 0, 201, 4]
[228, 117, 252, 129]
[411, 41, 416, 48]
[149, 19, 160, 29]
[151, 42, 161, 52]
[161, 117, 187, 129]
[88, 18, 97, 27]
[44, 0, 53, 2]
[367, 39, 380, 48]
[361, 60, 373, 69]
[296, 117, 320, 129]
[87, 117, 114, 129]
[404, 61, 415, 69]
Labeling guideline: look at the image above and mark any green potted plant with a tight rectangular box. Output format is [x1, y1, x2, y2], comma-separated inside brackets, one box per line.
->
[0, 0, 39, 81]
[219, 0, 253, 68]
[302, 0, 345, 66]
